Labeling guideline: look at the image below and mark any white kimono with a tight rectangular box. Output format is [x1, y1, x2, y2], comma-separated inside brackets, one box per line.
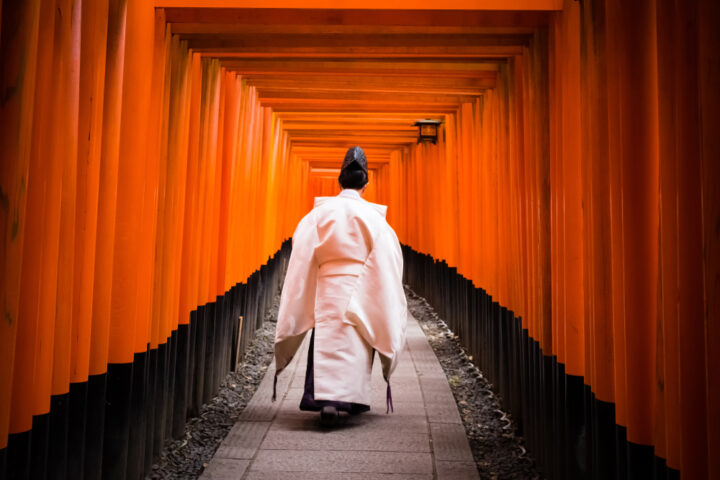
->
[275, 189, 407, 407]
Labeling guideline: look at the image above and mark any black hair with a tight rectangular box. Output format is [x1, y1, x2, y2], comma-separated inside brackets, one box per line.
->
[339, 147, 368, 189]
[338, 167, 368, 189]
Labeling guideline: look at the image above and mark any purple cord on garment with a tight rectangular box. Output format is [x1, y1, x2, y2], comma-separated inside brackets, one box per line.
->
[272, 373, 278, 402]
[386, 382, 393, 414]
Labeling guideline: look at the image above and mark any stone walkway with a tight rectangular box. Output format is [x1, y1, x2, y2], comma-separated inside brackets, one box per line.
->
[200, 314, 478, 479]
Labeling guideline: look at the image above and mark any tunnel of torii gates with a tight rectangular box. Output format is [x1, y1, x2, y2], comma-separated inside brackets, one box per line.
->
[0, 0, 718, 479]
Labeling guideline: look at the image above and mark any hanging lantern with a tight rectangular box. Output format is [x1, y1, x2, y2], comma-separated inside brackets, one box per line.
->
[414, 119, 442, 144]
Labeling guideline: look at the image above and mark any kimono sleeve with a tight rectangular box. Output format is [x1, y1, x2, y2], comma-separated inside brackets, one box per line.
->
[344, 224, 408, 381]
[274, 212, 318, 374]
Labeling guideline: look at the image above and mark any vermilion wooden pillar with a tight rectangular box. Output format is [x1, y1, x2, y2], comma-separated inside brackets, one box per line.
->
[656, 1, 708, 477]
[178, 52, 202, 333]
[68, 1, 110, 477]
[608, 0, 660, 476]
[698, 3, 720, 478]
[1, 4, 717, 480]
[103, 0, 154, 477]
[0, 0, 41, 475]
[48, 0, 83, 477]
[11, 3, 63, 478]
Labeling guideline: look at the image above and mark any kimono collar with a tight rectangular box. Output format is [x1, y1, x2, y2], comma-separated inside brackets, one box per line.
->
[314, 189, 388, 218]
[338, 189, 362, 200]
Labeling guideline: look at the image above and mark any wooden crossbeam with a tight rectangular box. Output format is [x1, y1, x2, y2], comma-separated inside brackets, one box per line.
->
[185, 45, 525, 57]
[261, 101, 459, 113]
[162, 8, 552, 28]
[161, 6, 509, 161]
[277, 112, 447, 120]
[217, 59, 501, 77]
[179, 33, 530, 48]
[242, 75, 495, 92]
[172, 24, 542, 35]
[257, 89, 478, 103]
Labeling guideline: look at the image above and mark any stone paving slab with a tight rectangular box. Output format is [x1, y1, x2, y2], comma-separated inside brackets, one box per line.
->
[424, 402, 464, 425]
[245, 472, 433, 480]
[201, 315, 479, 479]
[250, 450, 433, 474]
[268, 409, 429, 434]
[261, 429, 431, 452]
[436, 461, 481, 480]
[429, 423, 475, 462]
[215, 422, 271, 459]
[420, 388, 459, 405]
[201, 459, 250, 480]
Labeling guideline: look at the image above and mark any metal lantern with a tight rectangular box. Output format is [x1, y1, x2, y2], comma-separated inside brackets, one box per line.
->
[414, 119, 442, 144]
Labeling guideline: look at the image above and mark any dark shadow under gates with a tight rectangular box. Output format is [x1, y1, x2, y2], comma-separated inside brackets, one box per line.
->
[401, 245, 678, 480]
[5, 241, 291, 480]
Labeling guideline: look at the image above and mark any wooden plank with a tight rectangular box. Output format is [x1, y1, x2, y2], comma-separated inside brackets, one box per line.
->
[260, 89, 472, 103]
[215, 59, 501, 77]
[162, 7, 554, 25]
[243, 75, 495, 90]
[179, 33, 530, 48]
[172, 24, 541, 35]
[260, 101, 459, 113]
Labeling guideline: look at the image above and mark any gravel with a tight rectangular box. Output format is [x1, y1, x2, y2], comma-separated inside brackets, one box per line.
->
[148, 286, 542, 480]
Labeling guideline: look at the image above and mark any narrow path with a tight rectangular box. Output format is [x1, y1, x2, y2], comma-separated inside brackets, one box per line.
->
[201, 314, 478, 479]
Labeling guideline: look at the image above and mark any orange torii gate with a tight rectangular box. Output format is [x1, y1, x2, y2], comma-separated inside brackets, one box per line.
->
[0, 1, 718, 479]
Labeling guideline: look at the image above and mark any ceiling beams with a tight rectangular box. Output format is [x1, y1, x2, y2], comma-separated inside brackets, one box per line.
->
[163, 8, 552, 27]
[162, 7, 547, 170]
[158, 0, 561, 9]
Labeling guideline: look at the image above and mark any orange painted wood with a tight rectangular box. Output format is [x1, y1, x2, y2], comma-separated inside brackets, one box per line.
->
[216, 70, 238, 293]
[51, 0, 82, 397]
[71, 0, 110, 384]
[698, 2, 720, 477]
[655, 1, 683, 468]
[610, 0, 660, 448]
[656, 1, 708, 475]
[107, 0, 154, 365]
[220, 59, 500, 78]
[576, 0, 610, 397]
[134, 7, 168, 353]
[89, 0, 128, 376]
[0, 0, 42, 442]
[196, 59, 221, 305]
[602, 0, 628, 433]
[158, 2, 562, 11]
[1, 5, 717, 473]
[159, 37, 189, 339]
[22, 0, 64, 421]
[146, 13, 172, 346]
[178, 52, 203, 326]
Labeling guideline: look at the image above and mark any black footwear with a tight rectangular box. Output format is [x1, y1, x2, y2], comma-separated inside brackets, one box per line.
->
[320, 405, 339, 427]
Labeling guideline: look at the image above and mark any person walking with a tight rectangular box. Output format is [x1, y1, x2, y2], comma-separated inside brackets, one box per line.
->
[273, 146, 407, 426]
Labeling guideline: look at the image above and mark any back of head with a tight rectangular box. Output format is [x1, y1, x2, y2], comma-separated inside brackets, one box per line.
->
[339, 146, 368, 190]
